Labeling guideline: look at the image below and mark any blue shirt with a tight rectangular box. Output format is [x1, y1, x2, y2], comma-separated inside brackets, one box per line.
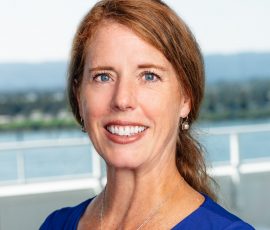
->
[40, 194, 254, 229]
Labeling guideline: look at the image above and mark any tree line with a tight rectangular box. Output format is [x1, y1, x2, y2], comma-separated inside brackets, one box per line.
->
[0, 78, 269, 130]
[201, 79, 270, 120]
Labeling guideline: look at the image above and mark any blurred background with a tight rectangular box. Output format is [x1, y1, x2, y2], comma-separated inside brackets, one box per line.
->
[0, 0, 270, 229]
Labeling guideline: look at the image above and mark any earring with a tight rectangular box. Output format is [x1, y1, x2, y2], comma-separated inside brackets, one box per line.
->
[80, 117, 86, 133]
[181, 116, 189, 131]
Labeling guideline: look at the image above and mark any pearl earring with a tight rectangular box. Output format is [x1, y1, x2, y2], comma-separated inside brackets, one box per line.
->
[181, 116, 189, 131]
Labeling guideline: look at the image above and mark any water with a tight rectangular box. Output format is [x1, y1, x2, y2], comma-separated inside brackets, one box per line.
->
[198, 119, 270, 162]
[0, 119, 270, 183]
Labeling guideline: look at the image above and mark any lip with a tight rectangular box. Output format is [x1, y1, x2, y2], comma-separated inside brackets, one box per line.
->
[104, 120, 149, 144]
[104, 120, 149, 127]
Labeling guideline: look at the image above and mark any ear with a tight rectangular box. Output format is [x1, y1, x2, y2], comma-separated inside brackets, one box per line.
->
[179, 95, 191, 118]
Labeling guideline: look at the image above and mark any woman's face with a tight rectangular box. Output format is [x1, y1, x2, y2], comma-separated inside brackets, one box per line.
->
[78, 21, 190, 170]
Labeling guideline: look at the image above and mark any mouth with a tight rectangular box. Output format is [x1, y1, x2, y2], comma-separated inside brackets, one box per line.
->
[106, 125, 147, 136]
[104, 121, 149, 144]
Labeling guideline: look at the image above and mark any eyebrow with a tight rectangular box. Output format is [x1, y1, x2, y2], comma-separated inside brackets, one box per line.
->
[137, 64, 167, 71]
[88, 66, 115, 73]
[88, 63, 167, 73]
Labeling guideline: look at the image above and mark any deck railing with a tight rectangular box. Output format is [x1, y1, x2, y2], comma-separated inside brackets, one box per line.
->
[0, 123, 270, 189]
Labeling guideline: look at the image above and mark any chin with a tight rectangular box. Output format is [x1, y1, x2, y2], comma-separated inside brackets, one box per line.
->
[102, 150, 144, 169]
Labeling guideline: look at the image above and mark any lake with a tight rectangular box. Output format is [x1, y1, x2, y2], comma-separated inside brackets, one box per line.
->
[0, 119, 270, 183]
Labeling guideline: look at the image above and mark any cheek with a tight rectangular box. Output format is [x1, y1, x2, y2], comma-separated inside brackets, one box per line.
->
[139, 87, 181, 117]
[80, 89, 111, 121]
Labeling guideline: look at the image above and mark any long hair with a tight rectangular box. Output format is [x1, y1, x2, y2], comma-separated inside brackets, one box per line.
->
[67, 0, 217, 201]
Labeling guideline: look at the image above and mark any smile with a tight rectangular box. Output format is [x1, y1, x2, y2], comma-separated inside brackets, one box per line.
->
[106, 125, 147, 136]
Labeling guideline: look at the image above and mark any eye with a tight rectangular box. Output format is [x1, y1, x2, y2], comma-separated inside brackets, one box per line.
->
[93, 73, 112, 82]
[143, 71, 160, 82]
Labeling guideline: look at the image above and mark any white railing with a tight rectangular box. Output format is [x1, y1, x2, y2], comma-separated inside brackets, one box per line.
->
[0, 137, 103, 186]
[0, 123, 270, 188]
[204, 123, 270, 176]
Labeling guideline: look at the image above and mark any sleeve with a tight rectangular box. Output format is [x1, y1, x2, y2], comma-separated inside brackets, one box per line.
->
[39, 198, 92, 230]
[39, 211, 56, 230]
[224, 220, 255, 230]
[39, 208, 70, 230]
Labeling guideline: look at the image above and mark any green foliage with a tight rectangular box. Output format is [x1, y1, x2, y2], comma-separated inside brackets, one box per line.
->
[0, 78, 269, 130]
[0, 118, 78, 131]
[200, 78, 270, 120]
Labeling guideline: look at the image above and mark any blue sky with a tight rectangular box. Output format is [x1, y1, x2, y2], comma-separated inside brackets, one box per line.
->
[1, 0, 270, 62]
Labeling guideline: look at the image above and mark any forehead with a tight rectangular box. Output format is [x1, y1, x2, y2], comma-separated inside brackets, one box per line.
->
[85, 21, 172, 69]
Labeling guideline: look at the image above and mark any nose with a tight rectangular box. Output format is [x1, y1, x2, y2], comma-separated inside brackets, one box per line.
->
[110, 78, 137, 112]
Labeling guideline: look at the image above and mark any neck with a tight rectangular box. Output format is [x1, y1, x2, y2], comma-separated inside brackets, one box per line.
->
[102, 158, 186, 229]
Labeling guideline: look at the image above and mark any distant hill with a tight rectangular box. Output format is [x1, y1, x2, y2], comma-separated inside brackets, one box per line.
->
[0, 62, 67, 92]
[204, 52, 270, 82]
[0, 53, 270, 92]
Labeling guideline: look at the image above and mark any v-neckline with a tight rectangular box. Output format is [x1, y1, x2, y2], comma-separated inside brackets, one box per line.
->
[75, 194, 209, 229]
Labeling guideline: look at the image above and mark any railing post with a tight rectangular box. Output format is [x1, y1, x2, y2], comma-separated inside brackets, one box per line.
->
[229, 133, 240, 209]
[16, 151, 26, 184]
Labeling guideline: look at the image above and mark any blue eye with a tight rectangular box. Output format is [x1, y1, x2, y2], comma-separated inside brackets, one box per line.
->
[144, 72, 159, 82]
[100, 74, 110, 81]
[94, 73, 111, 82]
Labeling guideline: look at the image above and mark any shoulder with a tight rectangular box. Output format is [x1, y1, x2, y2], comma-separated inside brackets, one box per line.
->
[39, 198, 93, 230]
[173, 195, 255, 230]
[199, 195, 255, 229]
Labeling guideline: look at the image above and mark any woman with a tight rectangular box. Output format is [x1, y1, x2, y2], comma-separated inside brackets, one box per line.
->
[41, 0, 254, 229]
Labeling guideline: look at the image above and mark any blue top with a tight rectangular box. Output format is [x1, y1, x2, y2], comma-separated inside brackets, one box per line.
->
[40, 194, 254, 230]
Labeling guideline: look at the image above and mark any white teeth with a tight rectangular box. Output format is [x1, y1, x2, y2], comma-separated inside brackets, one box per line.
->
[106, 125, 147, 136]
[119, 127, 124, 135]
[107, 126, 112, 133]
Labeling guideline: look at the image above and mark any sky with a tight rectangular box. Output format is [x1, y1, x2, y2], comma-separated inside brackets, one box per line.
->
[0, 0, 270, 62]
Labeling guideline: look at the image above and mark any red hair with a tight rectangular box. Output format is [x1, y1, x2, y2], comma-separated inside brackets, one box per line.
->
[68, 0, 216, 201]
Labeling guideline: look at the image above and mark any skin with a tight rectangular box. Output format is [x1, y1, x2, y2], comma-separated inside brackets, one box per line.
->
[77, 21, 204, 229]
